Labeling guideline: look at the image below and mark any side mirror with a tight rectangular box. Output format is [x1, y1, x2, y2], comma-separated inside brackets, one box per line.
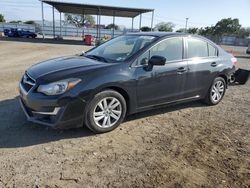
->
[148, 56, 166, 66]
[79, 50, 85, 56]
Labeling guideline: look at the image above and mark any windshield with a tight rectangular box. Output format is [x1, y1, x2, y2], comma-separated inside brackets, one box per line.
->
[85, 35, 157, 63]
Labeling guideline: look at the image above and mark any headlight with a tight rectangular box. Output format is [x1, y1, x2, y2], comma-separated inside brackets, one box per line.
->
[37, 78, 81, 96]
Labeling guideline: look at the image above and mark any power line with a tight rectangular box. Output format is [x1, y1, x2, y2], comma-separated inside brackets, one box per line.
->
[0, 3, 53, 9]
[0, 2, 40, 6]
[142, 15, 186, 27]
[0, 2, 215, 27]
[142, 14, 214, 29]
[0, 1, 51, 8]
[0, 0, 40, 4]
[154, 14, 213, 27]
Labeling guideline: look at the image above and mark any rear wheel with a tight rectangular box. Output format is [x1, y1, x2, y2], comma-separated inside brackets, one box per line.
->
[85, 90, 127, 133]
[204, 77, 226, 105]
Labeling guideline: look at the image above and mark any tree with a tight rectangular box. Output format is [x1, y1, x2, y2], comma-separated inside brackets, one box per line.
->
[187, 27, 199, 34]
[238, 27, 250, 38]
[0, 14, 5, 22]
[198, 26, 215, 36]
[176, 28, 198, 34]
[23, 20, 41, 32]
[9, 20, 22, 24]
[64, 14, 95, 27]
[155, 22, 175, 32]
[176, 28, 185, 33]
[198, 18, 241, 42]
[213, 18, 241, 37]
[105, 24, 119, 30]
[24, 20, 36, 25]
[140, 26, 151, 32]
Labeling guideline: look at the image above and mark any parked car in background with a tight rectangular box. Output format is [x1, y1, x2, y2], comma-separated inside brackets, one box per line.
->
[246, 44, 250, 54]
[19, 32, 236, 133]
[4, 28, 37, 38]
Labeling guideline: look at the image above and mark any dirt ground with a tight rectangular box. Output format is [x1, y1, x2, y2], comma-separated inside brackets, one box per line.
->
[0, 39, 249, 188]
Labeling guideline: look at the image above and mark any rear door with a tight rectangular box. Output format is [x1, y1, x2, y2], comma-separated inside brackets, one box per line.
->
[184, 37, 219, 97]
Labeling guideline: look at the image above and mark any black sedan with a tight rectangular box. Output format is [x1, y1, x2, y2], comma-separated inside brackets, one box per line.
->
[19, 32, 236, 133]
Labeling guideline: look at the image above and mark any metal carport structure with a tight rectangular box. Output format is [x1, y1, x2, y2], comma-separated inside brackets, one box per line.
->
[40, 0, 154, 41]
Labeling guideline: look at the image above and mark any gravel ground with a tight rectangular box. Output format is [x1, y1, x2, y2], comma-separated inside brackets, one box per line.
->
[0, 40, 249, 188]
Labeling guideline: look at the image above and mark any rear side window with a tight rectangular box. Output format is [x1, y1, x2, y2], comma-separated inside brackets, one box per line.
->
[208, 43, 217, 56]
[187, 38, 208, 58]
[150, 37, 183, 62]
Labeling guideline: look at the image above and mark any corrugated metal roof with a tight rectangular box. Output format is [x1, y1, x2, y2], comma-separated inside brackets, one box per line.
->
[41, 0, 154, 18]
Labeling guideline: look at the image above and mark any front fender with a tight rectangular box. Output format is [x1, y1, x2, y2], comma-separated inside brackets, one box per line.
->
[76, 65, 137, 114]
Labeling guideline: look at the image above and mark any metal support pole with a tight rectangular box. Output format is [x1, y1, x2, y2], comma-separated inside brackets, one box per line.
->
[112, 13, 115, 38]
[59, 12, 62, 37]
[82, 13, 85, 40]
[185, 18, 189, 33]
[151, 10, 154, 31]
[99, 14, 101, 40]
[131, 17, 134, 32]
[41, 2, 45, 39]
[98, 8, 101, 41]
[96, 15, 99, 40]
[52, 6, 55, 38]
[139, 13, 142, 31]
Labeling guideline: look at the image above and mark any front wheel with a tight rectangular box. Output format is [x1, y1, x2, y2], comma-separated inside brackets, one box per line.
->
[204, 77, 226, 105]
[84, 90, 127, 133]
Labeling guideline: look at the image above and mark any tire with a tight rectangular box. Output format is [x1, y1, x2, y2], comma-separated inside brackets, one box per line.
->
[84, 90, 127, 133]
[204, 77, 226, 105]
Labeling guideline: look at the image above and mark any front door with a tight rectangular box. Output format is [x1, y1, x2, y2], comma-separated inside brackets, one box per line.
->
[135, 37, 188, 108]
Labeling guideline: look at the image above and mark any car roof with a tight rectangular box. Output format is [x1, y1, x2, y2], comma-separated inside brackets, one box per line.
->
[127, 32, 217, 44]
[126, 32, 189, 38]
[126, 32, 213, 41]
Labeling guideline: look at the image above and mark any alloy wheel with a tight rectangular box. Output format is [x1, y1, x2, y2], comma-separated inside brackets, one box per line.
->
[211, 80, 225, 103]
[93, 97, 122, 128]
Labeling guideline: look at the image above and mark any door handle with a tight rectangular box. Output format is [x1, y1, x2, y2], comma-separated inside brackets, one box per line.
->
[211, 62, 217, 67]
[177, 67, 187, 74]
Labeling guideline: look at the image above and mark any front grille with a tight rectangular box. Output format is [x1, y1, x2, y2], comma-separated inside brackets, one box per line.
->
[21, 73, 36, 93]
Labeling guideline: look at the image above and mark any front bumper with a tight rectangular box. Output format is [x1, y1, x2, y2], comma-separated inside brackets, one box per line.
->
[19, 83, 86, 129]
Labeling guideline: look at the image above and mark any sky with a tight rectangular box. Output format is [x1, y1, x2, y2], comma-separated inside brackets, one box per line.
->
[0, 0, 249, 30]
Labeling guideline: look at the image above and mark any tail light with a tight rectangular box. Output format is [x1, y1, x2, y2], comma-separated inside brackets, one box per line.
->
[231, 57, 237, 65]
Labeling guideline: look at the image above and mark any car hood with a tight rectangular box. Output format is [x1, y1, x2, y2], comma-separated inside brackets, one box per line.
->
[27, 55, 109, 80]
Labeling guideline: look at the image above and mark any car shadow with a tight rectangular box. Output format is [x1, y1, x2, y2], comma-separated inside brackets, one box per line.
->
[126, 100, 206, 122]
[0, 97, 206, 149]
[0, 37, 86, 46]
[0, 97, 94, 148]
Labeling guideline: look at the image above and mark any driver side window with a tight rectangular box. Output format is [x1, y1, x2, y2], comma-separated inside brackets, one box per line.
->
[138, 37, 183, 65]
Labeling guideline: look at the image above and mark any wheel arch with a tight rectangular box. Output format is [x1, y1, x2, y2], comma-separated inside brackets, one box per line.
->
[216, 73, 228, 88]
[100, 86, 131, 114]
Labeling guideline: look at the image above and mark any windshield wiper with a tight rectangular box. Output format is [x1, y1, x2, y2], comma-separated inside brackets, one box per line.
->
[85, 55, 108, 63]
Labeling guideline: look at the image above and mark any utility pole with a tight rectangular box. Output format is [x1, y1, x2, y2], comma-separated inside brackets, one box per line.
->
[52, 6, 55, 38]
[41, 1, 45, 39]
[150, 10, 154, 31]
[185, 18, 189, 33]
